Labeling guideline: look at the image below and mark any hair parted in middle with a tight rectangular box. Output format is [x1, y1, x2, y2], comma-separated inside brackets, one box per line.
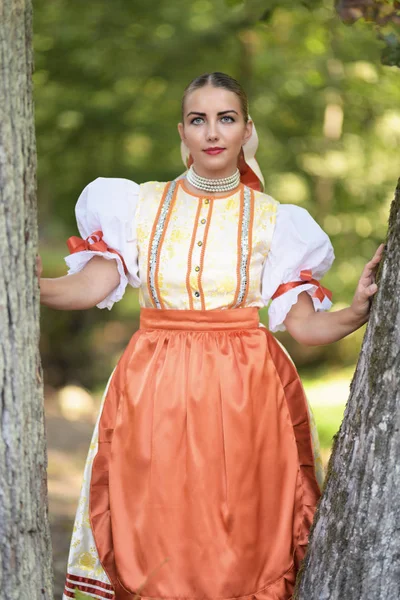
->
[181, 72, 249, 122]
[179, 71, 265, 191]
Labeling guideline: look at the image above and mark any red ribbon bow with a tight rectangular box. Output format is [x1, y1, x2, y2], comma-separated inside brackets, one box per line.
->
[271, 269, 332, 303]
[67, 230, 128, 275]
[298, 269, 332, 302]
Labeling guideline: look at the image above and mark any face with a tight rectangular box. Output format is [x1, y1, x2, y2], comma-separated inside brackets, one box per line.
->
[178, 85, 253, 179]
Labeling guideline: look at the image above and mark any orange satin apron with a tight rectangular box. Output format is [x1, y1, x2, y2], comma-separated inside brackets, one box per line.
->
[89, 307, 321, 600]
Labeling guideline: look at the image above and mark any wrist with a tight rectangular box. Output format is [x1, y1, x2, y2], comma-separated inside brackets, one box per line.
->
[39, 277, 52, 306]
[347, 304, 369, 329]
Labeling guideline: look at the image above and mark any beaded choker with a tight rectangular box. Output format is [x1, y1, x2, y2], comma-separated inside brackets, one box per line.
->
[186, 165, 241, 193]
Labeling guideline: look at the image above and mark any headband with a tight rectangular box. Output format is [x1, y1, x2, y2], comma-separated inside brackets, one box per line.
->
[180, 116, 265, 192]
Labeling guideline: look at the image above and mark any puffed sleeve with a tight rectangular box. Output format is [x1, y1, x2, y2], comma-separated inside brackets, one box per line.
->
[261, 204, 335, 332]
[64, 177, 141, 310]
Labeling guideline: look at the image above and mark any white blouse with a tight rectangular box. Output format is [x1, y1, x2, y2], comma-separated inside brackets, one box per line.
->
[64, 177, 335, 332]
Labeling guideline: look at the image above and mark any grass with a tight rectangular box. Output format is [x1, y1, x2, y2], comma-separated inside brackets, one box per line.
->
[311, 403, 346, 450]
[302, 365, 353, 453]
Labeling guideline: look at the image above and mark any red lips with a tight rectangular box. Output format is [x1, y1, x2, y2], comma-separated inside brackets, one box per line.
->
[204, 147, 225, 155]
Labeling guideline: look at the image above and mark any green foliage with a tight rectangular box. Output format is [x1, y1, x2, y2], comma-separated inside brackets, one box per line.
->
[225, 0, 244, 7]
[74, 590, 95, 600]
[34, 0, 400, 387]
[335, 0, 400, 25]
[380, 31, 400, 65]
[312, 403, 346, 449]
[335, 0, 400, 67]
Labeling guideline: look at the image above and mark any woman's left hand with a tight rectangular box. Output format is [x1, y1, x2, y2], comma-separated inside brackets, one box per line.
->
[350, 243, 385, 321]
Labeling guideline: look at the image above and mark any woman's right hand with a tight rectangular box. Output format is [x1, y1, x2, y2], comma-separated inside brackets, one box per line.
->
[36, 254, 43, 280]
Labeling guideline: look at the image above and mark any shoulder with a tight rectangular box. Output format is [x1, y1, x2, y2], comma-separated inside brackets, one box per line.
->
[76, 177, 141, 222]
[85, 176, 140, 195]
[275, 204, 326, 236]
[83, 177, 170, 196]
[139, 180, 169, 199]
[271, 204, 334, 269]
[251, 188, 279, 208]
[250, 188, 279, 223]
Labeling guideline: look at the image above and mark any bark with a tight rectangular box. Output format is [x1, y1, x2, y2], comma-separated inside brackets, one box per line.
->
[0, 1, 53, 598]
[295, 180, 400, 599]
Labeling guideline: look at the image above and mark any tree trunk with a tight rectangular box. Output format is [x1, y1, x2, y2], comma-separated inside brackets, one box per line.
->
[295, 179, 400, 598]
[0, 1, 53, 598]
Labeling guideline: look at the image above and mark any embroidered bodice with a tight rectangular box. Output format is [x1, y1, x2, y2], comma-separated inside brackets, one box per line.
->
[65, 177, 335, 332]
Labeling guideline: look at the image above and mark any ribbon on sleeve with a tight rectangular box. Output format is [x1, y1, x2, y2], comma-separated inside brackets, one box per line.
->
[67, 230, 128, 275]
[271, 269, 332, 303]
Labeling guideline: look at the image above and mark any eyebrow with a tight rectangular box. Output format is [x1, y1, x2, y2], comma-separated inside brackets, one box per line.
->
[186, 110, 239, 117]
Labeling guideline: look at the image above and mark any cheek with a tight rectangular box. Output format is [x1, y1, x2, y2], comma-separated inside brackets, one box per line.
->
[227, 130, 246, 152]
[185, 130, 203, 151]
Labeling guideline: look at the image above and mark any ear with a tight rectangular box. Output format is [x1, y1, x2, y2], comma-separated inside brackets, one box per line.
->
[242, 119, 253, 145]
[177, 122, 186, 143]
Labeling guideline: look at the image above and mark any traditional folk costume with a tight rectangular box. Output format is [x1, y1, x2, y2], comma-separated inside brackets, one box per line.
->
[61, 131, 334, 600]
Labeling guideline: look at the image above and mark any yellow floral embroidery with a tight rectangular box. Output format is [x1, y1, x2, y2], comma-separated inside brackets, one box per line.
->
[78, 552, 96, 570]
[135, 182, 279, 310]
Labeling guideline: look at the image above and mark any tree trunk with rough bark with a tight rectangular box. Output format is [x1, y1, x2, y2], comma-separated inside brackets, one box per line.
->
[0, 1, 53, 598]
[295, 180, 400, 598]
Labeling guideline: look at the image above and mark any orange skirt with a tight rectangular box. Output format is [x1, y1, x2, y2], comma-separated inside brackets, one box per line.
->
[89, 307, 321, 600]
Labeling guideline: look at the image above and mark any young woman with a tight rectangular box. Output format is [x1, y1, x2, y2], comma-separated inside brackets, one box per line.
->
[39, 72, 383, 600]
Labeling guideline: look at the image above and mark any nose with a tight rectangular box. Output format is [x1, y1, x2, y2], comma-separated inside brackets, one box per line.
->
[206, 121, 219, 142]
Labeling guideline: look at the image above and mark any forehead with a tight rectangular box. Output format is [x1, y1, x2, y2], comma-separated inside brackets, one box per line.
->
[184, 85, 241, 115]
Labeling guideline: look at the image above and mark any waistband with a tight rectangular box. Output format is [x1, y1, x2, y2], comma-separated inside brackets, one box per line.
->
[139, 308, 260, 331]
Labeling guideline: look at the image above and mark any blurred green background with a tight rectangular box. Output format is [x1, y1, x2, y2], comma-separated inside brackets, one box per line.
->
[34, 1, 399, 591]
[35, 0, 399, 457]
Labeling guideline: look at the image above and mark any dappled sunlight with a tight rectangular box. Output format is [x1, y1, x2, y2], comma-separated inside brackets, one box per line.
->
[337, 260, 360, 284]
[346, 61, 379, 83]
[125, 133, 153, 163]
[323, 214, 342, 235]
[57, 385, 96, 423]
[301, 150, 349, 178]
[375, 110, 400, 145]
[48, 449, 86, 514]
[304, 370, 352, 408]
[303, 367, 353, 464]
[268, 172, 309, 204]
[323, 103, 343, 140]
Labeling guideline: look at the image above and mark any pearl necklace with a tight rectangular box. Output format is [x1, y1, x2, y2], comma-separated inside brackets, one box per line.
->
[186, 165, 241, 193]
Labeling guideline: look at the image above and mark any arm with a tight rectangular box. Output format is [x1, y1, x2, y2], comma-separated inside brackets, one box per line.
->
[284, 244, 384, 346]
[39, 255, 120, 310]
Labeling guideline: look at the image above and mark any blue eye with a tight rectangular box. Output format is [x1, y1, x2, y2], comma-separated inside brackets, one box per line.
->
[221, 116, 234, 123]
[191, 117, 204, 125]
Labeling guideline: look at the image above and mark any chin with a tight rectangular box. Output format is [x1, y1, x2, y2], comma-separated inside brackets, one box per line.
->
[197, 155, 235, 174]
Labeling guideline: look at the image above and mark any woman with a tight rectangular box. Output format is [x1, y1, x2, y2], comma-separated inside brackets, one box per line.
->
[39, 72, 383, 600]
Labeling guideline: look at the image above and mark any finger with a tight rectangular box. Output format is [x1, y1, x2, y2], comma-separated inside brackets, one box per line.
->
[363, 283, 378, 297]
[359, 280, 375, 293]
[369, 247, 384, 265]
[371, 243, 384, 257]
[362, 251, 383, 278]
[360, 264, 376, 282]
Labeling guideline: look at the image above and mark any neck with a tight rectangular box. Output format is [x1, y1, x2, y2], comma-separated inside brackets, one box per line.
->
[186, 164, 241, 195]
[192, 164, 238, 179]
[183, 178, 241, 198]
